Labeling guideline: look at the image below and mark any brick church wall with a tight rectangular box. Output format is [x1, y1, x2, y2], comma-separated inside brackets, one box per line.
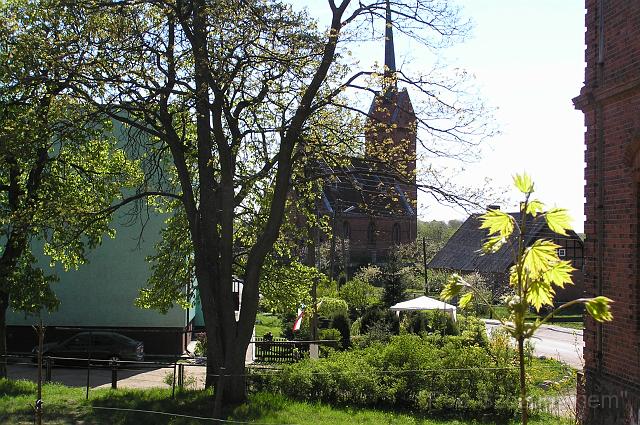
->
[574, 1, 640, 423]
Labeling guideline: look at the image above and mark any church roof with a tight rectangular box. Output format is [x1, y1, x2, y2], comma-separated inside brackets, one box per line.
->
[317, 157, 415, 218]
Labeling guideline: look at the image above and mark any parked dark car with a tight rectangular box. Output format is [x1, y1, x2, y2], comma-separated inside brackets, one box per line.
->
[33, 332, 144, 363]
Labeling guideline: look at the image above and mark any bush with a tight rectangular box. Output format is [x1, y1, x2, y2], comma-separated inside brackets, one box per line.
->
[319, 328, 342, 356]
[360, 306, 399, 335]
[318, 297, 348, 319]
[330, 313, 351, 349]
[338, 278, 381, 316]
[260, 334, 519, 416]
[399, 310, 459, 337]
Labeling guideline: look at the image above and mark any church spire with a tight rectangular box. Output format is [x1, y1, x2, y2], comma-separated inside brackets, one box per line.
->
[383, 0, 397, 95]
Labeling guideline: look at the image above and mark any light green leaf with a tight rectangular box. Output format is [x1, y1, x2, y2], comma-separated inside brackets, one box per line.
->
[542, 260, 575, 288]
[526, 199, 545, 217]
[585, 296, 613, 322]
[481, 234, 507, 254]
[459, 292, 473, 309]
[513, 173, 534, 194]
[523, 239, 560, 278]
[440, 273, 468, 301]
[544, 208, 572, 236]
[479, 209, 514, 238]
[527, 278, 554, 311]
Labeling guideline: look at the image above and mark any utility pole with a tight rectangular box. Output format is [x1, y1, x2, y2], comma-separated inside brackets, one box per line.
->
[422, 237, 429, 295]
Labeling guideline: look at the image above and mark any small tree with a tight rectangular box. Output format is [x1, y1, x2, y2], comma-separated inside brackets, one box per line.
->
[441, 173, 612, 425]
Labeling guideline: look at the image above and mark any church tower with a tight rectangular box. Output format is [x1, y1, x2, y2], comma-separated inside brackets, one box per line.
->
[364, 0, 417, 208]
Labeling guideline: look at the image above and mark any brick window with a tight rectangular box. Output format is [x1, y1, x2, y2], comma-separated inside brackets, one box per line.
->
[392, 223, 401, 244]
[367, 221, 376, 244]
[343, 221, 351, 239]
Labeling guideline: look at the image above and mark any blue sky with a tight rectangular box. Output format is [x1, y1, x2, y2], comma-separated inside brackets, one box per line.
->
[294, 1, 587, 232]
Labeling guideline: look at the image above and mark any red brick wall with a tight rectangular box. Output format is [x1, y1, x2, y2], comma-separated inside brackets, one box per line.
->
[574, 1, 640, 423]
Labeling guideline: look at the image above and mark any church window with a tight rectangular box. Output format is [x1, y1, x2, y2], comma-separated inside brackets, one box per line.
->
[392, 223, 401, 244]
[343, 221, 351, 239]
[367, 222, 376, 244]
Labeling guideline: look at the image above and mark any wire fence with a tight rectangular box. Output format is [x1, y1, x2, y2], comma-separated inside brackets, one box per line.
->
[2, 352, 579, 424]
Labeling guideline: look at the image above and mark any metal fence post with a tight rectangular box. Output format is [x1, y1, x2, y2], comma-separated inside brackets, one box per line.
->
[110, 357, 118, 390]
[45, 357, 51, 383]
[177, 363, 185, 389]
[171, 362, 177, 398]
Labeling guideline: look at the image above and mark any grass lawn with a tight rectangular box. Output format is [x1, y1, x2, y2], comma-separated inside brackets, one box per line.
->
[255, 313, 283, 337]
[528, 358, 577, 398]
[0, 378, 573, 425]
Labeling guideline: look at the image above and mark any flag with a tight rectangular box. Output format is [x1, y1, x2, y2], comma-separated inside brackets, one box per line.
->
[292, 305, 305, 332]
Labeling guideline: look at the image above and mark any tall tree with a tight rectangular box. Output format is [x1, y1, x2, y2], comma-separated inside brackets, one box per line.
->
[0, 0, 140, 376]
[73, 0, 491, 406]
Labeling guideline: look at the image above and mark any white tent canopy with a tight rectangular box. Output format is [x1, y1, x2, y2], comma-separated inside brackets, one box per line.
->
[389, 296, 457, 322]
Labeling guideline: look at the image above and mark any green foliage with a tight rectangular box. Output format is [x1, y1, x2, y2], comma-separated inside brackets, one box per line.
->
[381, 256, 408, 308]
[329, 313, 351, 349]
[359, 305, 400, 339]
[259, 261, 320, 315]
[258, 334, 519, 416]
[136, 207, 192, 313]
[338, 277, 380, 315]
[0, 378, 568, 424]
[441, 173, 613, 424]
[318, 297, 348, 319]
[401, 311, 459, 337]
[319, 328, 342, 351]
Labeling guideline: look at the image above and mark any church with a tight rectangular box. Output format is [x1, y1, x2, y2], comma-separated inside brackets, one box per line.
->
[315, 2, 418, 278]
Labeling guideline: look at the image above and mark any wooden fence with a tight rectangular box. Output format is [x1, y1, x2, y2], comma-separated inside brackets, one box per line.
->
[252, 337, 308, 363]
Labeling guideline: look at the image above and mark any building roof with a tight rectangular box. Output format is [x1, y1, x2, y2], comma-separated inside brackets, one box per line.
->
[427, 212, 583, 273]
[317, 157, 415, 218]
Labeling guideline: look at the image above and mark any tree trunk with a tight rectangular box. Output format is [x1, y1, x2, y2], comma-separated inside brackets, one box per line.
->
[0, 291, 9, 378]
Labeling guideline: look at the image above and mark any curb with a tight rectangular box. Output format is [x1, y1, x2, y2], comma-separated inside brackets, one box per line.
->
[482, 319, 583, 336]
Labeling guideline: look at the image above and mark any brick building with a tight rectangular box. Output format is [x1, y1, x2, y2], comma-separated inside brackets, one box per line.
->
[316, 1, 417, 277]
[573, 1, 640, 423]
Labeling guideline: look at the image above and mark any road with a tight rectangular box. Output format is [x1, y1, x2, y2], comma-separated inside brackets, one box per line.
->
[485, 320, 584, 369]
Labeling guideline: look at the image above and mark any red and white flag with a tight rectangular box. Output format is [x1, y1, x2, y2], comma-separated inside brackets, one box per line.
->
[292, 305, 305, 331]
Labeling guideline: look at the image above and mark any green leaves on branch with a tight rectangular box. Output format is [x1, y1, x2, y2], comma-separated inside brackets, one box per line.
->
[440, 273, 470, 303]
[584, 296, 614, 322]
[441, 173, 614, 326]
[544, 208, 572, 236]
[513, 173, 534, 194]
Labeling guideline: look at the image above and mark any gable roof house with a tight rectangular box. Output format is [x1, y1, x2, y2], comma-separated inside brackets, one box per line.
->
[427, 208, 585, 303]
[313, 1, 417, 276]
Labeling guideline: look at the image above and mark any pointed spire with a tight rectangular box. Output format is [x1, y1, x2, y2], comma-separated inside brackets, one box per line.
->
[383, 0, 397, 96]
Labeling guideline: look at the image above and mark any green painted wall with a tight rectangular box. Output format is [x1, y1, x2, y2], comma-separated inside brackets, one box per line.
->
[7, 211, 188, 328]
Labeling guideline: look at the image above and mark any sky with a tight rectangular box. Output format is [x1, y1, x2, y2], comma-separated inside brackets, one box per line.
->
[294, 1, 587, 232]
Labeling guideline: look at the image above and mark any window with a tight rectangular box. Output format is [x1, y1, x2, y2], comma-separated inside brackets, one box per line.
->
[343, 221, 351, 239]
[367, 222, 376, 244]
[558, 248, 566, 257]
[392, 223, 401, 244]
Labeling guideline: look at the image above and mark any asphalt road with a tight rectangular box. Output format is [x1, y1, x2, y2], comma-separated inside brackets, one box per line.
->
[484, 320, 584, 369]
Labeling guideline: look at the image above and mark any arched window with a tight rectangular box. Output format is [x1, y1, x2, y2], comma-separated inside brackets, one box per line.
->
[392, 223, 401, 244]
[343, 221, 351, 239]
[367, 221, 376, 244]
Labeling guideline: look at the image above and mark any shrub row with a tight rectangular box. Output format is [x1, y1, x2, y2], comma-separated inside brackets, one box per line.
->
[251, 333, 520, 416]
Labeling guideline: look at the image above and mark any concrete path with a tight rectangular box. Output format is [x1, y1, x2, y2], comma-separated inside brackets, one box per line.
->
[484, 320, 584, 369]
